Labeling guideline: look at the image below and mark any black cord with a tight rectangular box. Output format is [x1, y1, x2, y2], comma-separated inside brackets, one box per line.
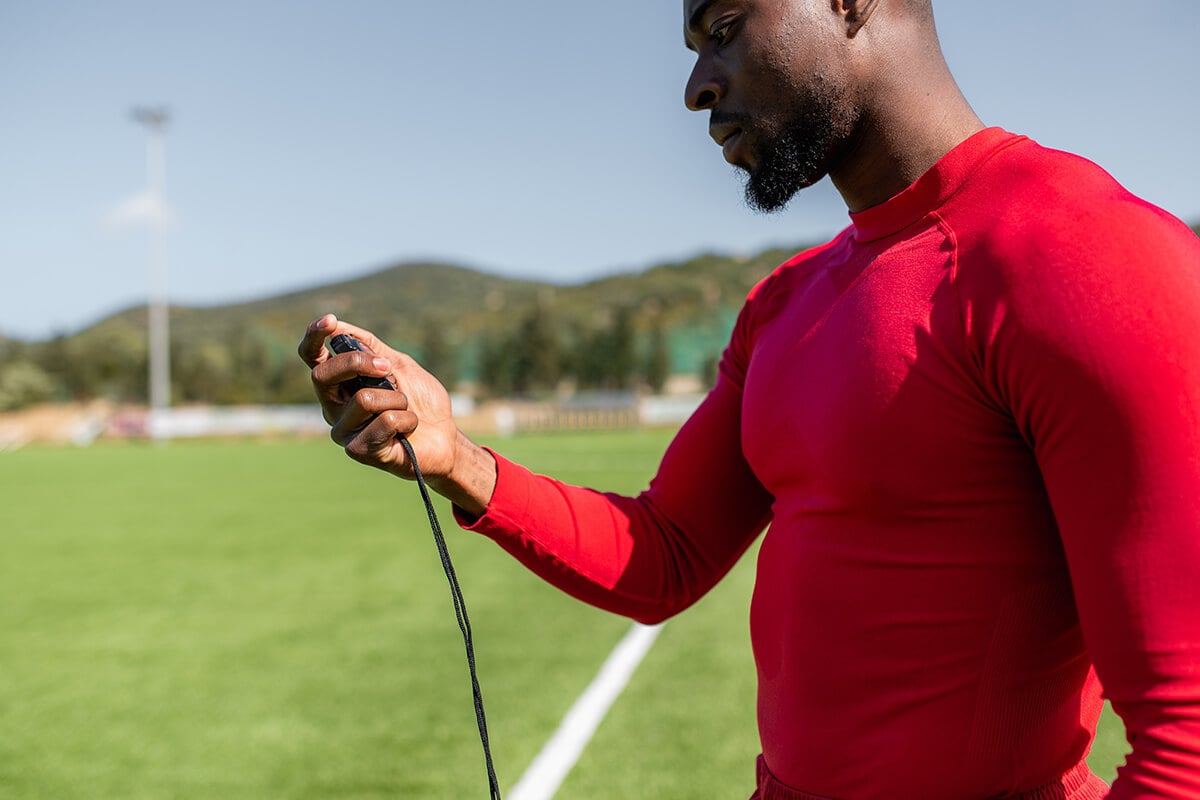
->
[399, 436, 502, 800]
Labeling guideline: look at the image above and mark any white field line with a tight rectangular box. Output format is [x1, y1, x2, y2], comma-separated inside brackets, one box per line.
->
[507, 621, 664, 800]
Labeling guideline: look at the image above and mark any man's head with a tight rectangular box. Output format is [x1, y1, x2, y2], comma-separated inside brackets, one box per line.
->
[683, 0, 938, 212]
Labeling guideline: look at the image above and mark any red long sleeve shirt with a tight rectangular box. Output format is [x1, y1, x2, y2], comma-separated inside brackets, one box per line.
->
[460, 128, 1200, 798]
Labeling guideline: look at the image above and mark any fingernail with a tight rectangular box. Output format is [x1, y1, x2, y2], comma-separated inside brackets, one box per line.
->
[373, 358, 390, 372]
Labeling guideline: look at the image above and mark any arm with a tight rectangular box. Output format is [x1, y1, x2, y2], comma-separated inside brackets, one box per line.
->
[977, 206, 1200, 797]
[459, 368, 774, 623]
[298, 313, 774, 623]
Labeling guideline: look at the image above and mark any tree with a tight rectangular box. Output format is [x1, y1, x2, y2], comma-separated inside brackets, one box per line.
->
[223, 324, 272, 404]
[608, 306, 636, 390]
[59, 326, 147, 402]
[0, 360, 56, 411]
[564, 306, 638, 391]
[420, 320, 458, 388]
[566, 321, 605, 389]
[174, 341, 233, 404]
[478, 332, 516, 398]
[643, 321, 670, 394]
[510, 305, 560, 395]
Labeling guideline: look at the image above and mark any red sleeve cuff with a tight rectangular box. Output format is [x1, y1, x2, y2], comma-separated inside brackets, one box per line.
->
[452, 447, 532, 537]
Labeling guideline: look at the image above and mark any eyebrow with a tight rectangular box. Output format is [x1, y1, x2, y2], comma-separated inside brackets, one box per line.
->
[684, 0, 721, 50]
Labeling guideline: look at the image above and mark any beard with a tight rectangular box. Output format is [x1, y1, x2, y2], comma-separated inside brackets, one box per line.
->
[735, 84, 850, 213]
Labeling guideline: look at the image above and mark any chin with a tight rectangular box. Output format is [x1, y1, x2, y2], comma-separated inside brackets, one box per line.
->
[744, 171, 813, 213]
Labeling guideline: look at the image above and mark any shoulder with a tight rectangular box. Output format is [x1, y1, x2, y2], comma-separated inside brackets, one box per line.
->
[943, 138, 1200, 411]
[945, 136, 1200, 316]
[951, 136, 1198, 275]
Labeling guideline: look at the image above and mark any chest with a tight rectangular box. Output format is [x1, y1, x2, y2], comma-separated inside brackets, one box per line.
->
[740, 231, 1031, 514]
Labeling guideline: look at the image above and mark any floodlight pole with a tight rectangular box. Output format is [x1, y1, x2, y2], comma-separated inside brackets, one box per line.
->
[132, 107, 171, 439]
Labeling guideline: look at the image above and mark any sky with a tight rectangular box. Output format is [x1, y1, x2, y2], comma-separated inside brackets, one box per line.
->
[2, 1, 1198, 342]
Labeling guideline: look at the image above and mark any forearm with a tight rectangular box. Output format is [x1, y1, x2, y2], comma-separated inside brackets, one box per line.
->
[455, 377, 774, 622]
[460, 452, 767, 623]
[427, 430, 497, 518]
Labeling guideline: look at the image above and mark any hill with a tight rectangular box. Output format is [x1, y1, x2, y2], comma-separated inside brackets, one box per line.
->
[2, 245, 809, 409]
[85, 246, 803, 346]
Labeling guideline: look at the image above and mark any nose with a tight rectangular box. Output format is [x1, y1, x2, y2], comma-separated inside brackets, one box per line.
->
[685, 57, 722, 111]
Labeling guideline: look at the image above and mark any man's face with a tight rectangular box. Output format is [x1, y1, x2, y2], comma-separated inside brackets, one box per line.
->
[683, 0, 856, 212]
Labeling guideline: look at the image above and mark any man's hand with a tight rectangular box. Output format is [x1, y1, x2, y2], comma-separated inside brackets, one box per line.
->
[298, 314, 496, 516]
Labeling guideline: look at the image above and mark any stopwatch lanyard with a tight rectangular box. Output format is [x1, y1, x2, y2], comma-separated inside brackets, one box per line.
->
[400, 437, 502, 800]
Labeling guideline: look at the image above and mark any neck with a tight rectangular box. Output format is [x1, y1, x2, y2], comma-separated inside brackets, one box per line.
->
[828, 47, 984, 213]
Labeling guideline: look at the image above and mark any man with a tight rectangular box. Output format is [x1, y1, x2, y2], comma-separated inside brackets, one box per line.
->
[299, 1, 1200, 797]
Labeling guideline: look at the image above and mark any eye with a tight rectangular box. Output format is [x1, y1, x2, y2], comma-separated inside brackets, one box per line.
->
[710, 19, 735, 46]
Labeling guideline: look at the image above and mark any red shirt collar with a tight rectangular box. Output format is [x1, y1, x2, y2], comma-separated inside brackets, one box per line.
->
[849, 127, 1023, 243]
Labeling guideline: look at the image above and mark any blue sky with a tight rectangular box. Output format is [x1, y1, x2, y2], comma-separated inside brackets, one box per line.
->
[2, 1, 1198, 341]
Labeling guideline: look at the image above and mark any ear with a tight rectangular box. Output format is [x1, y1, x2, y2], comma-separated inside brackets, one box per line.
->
[839, 0, 881, 38]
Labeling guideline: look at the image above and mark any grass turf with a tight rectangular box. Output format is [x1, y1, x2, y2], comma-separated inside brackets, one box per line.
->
[0, 430, 1127, 798]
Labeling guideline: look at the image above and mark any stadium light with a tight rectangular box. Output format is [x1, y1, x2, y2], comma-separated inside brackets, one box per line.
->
[131, 106, 171, 440]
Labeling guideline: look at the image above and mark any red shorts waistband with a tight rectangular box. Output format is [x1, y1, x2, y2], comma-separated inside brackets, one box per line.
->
[751, 756, 834, 800]
[750, 755, 1110, 800]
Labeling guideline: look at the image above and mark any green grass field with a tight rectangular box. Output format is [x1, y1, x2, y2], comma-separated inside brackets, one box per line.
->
[0, 430, 1128, 798]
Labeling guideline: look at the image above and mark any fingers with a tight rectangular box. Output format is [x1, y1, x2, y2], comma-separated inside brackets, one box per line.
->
[330, 320, 396, 361]
[331, 388, 417, 474]
[301, 315, 396, 420]
[342, 410, 420, 470]
[298, 314, 395, 367]
[329, 388, 411, 446]
[311, 351, 394, 393]
[298, 314, 338, 367]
